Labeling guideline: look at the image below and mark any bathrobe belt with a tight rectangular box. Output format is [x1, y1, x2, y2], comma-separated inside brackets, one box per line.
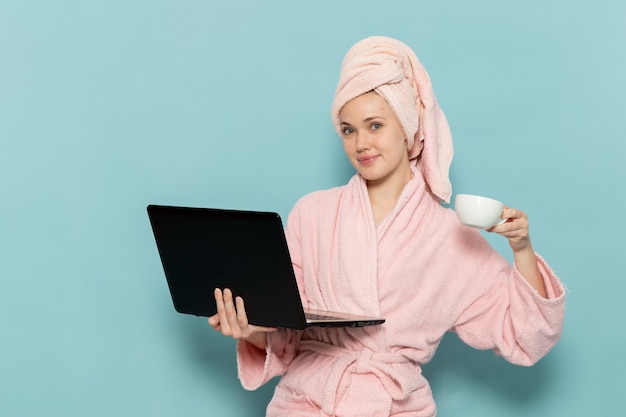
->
[298, 340, 418, 416]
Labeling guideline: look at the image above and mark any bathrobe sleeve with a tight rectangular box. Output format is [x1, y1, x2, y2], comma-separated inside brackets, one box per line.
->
[236, 329, 301, 390]
[450, 226, 565, 366]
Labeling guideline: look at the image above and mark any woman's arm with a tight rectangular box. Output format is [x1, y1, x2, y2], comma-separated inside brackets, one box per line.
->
[489, 207, 547, 297]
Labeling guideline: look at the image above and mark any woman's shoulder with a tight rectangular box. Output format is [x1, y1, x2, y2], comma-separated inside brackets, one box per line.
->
[293, 184, 346, 212]
[295, 174, 363, 208]
[285, 184, 347, 235]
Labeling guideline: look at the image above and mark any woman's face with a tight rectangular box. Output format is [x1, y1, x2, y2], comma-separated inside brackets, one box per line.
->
[339, 91, 411, 187]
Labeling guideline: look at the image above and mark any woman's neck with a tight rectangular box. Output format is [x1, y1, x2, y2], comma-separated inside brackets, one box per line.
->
[367, 169, 413, 227]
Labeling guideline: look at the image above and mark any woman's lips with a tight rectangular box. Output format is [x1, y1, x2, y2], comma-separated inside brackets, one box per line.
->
[357, 155, 378, 165]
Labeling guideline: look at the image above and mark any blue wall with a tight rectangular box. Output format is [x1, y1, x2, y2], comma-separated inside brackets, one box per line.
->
[1, 1, 624, 415]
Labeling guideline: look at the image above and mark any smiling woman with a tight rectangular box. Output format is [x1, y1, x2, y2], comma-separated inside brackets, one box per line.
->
[207, 35, 565, 416]
[2, 1, 623, 416]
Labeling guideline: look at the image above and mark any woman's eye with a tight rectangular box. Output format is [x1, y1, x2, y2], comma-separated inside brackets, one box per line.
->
[342, 127, 354, 135]
[371, 123, 382, 130]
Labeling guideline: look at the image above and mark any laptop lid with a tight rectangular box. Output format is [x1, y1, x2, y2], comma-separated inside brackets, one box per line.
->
[147, 205, 384, 330]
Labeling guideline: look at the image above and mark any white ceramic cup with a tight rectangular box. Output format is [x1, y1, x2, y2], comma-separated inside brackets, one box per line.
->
[454, 194, 505, 229]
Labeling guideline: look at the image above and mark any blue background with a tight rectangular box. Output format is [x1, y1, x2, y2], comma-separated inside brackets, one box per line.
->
[1, 1, 624, 415]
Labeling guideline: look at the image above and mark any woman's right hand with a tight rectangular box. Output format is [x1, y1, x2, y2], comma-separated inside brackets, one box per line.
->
[208, 288, 276, 350]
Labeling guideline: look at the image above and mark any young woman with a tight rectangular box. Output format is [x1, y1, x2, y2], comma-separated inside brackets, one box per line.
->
[208, 36, 565, 416]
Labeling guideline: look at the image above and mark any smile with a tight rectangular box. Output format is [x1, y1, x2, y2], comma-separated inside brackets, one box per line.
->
[357, 155, 379, 165]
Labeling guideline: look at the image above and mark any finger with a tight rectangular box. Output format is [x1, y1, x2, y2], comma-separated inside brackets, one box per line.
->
[222, 288, 242, 336]
[492, 219, 531, 246]
[502, 208, 528, 221]
[490, 219, 520, 234]
[499, 208, 512, 221]
[214, 288, 233, 336]
[487, 217, 518, 233]
[208, 314, 220, 329]
[235, 296, 249, 330]
[234, 297, 279, 335]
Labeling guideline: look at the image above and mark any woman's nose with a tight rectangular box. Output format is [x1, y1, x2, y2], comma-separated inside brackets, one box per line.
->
[355, 131, 371, 151]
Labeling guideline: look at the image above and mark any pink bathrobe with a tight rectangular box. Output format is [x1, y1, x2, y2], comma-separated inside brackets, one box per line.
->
[236, 167, 565, 416]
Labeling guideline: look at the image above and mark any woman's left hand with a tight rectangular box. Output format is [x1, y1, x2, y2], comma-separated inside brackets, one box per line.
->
[487, 206, 532, 253]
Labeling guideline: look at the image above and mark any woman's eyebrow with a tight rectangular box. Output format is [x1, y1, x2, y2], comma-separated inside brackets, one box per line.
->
[363, 116, 385, 123]
[340, 116, 385, 126]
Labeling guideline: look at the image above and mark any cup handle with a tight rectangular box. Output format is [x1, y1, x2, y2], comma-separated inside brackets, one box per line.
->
[495, 218, 507, 226]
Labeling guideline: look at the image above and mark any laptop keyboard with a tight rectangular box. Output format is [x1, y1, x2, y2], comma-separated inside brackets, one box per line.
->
[305, 312, 344, 321]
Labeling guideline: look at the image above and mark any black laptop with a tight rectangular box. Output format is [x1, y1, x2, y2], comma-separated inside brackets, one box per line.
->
[147, 205, 385, 330]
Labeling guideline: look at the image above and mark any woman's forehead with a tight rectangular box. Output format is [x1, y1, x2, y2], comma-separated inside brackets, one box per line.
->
[339, 92, 393, 123]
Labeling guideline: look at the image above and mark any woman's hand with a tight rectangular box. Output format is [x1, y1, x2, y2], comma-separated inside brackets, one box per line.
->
[488, 207, 547, 298]
[208, 288, 276, 350]
[488, 206, 531, 253]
